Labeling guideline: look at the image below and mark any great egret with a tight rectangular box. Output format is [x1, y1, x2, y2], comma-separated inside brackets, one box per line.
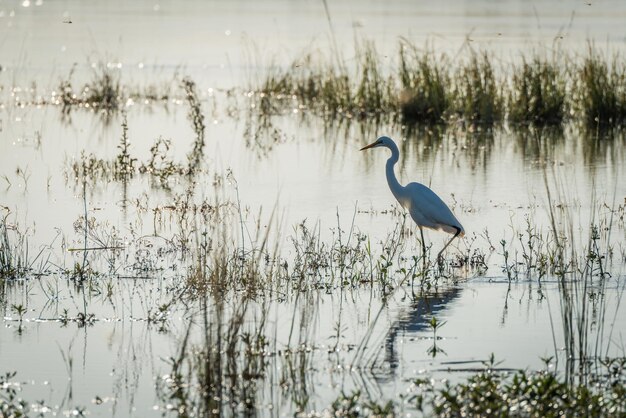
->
[360, 136, 464, 260]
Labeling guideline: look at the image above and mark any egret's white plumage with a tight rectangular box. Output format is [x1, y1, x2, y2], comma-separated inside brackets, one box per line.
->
[360, 136, 464, 259]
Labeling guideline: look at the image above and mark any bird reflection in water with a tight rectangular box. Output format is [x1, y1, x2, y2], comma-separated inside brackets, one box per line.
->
[377, 287, 463, 383]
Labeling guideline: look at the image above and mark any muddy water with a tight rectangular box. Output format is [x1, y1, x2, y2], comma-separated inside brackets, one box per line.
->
[1, 1, 626, 416]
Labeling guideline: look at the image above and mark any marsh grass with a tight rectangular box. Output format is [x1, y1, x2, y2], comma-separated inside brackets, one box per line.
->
[251, 40, 626, 130]
[84, 66, 121, 112]
[182, 77, 206, 175]
[2, 190, 624, 416]
[0, 209, 49, 281]
[52, 63, 176, 124]
[58, 64, 121, 119]
[398, 42, 450, 124]
[415, 357, 626, 417]
[0, 211, 27, 280]
[544, 194, 620, 385]
[253, 42, 394, 122]
[157, 298, 270, 417]
[354, 41, 394, 118]
[574, 48, 626, 127]
[452, 51, 503, 126]
[70, 79, 209, 186]
[508, 56, 567, 125]
[150, 203, 481, 415]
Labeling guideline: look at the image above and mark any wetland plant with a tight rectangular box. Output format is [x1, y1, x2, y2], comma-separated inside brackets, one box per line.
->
[354, 41, 394, 118]
[182, 77, 206, 175]
[0, 212, 25, 280]
[157, 296, 270, 416]
[398, 43, 451, 124]
[542, 179, 622, 385]
[70, 78, 210, 186]
[0, 210, 42, 281]
[452, 51, 503, 126]
[329, 354, 625, 417]
[422, 360, 626, 417]
[574, 48, 626, 127]
[114, 115, 137, 179]
[85, 65, 121, 112]
[250, 40, 626, 130]
[57, 63, 121, 117]
[426, 316, 447, 358]
[508, 56, 567, 126]
[0, 371, 42, 417]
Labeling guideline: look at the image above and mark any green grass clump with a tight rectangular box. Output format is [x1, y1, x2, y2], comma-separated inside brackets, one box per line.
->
[0, 212, 28, 280]
[251, 41, 626, 129]
[85, 66, 121, 111]
[575, 50, 626, 126]
[181, 77, 206, 175]
[257, 43, 393, 120]
[398, 44, 450, 124]
[327, 359, 625, 417]
[453, 52, 503, 126]
[1, 371, 37, 416]
[508, 57, 567, 125]
[331, 391, 396, 417]
[427, 366, 625, 417]
[354, 41, 394, 117]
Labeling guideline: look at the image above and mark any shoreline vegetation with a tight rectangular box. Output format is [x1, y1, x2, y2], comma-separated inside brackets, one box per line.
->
[3, 41, 626, 131]
[253, 41, 626, 129]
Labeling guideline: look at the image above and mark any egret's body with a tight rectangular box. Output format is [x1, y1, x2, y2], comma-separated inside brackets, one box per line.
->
[361, 136, 464, 259]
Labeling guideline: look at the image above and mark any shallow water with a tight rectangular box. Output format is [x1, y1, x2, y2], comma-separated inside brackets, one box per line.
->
[1, 1, 626, 416]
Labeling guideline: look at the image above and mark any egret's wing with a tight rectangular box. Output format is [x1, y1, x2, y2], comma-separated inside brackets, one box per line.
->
[405, 182, 464, 235]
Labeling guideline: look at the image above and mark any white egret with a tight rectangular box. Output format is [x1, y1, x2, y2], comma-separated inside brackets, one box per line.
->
[360, 136, 464, 260]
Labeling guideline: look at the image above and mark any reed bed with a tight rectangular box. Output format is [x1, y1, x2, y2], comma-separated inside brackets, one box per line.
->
[251, 41, 626, 129]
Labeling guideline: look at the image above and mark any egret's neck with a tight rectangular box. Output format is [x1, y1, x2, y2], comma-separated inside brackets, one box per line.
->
[385, 144, 404, 201]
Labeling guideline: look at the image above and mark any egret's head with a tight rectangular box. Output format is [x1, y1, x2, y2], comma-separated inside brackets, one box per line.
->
[360, 136, 394, 151]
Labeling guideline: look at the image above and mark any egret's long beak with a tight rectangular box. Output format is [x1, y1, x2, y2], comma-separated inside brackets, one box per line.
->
[360, 141, 378, 151]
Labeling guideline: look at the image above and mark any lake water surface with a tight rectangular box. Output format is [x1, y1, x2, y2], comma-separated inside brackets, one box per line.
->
[1, 1, 625, 416]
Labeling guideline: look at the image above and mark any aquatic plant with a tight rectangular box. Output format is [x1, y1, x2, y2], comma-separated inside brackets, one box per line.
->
[249, 40, 626, 130]
[69, 118, 142, 183]
[114, 115, 137, 179]
[424, 360, 626, 417]
[452, 51, 503, 126]
[0, 212, 23, 280]
[574, 48, 626, 126]
[398, 43, 451, 124]
[182, 77, 206, 175]
[354, 41, 394, 118]
[85, 65, 121, 112]
[0, 371, 38, 417]
[508, 56, 567, 125]
[331, 391, 396, 417]
[69, 79, 209, 186]
[0, 210, 40, 281]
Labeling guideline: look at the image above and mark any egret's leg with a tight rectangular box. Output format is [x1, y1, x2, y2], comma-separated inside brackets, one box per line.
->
[419, 227, 426, 255]
[437, 227, 462, 261]
[419, 226, 427, 269]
